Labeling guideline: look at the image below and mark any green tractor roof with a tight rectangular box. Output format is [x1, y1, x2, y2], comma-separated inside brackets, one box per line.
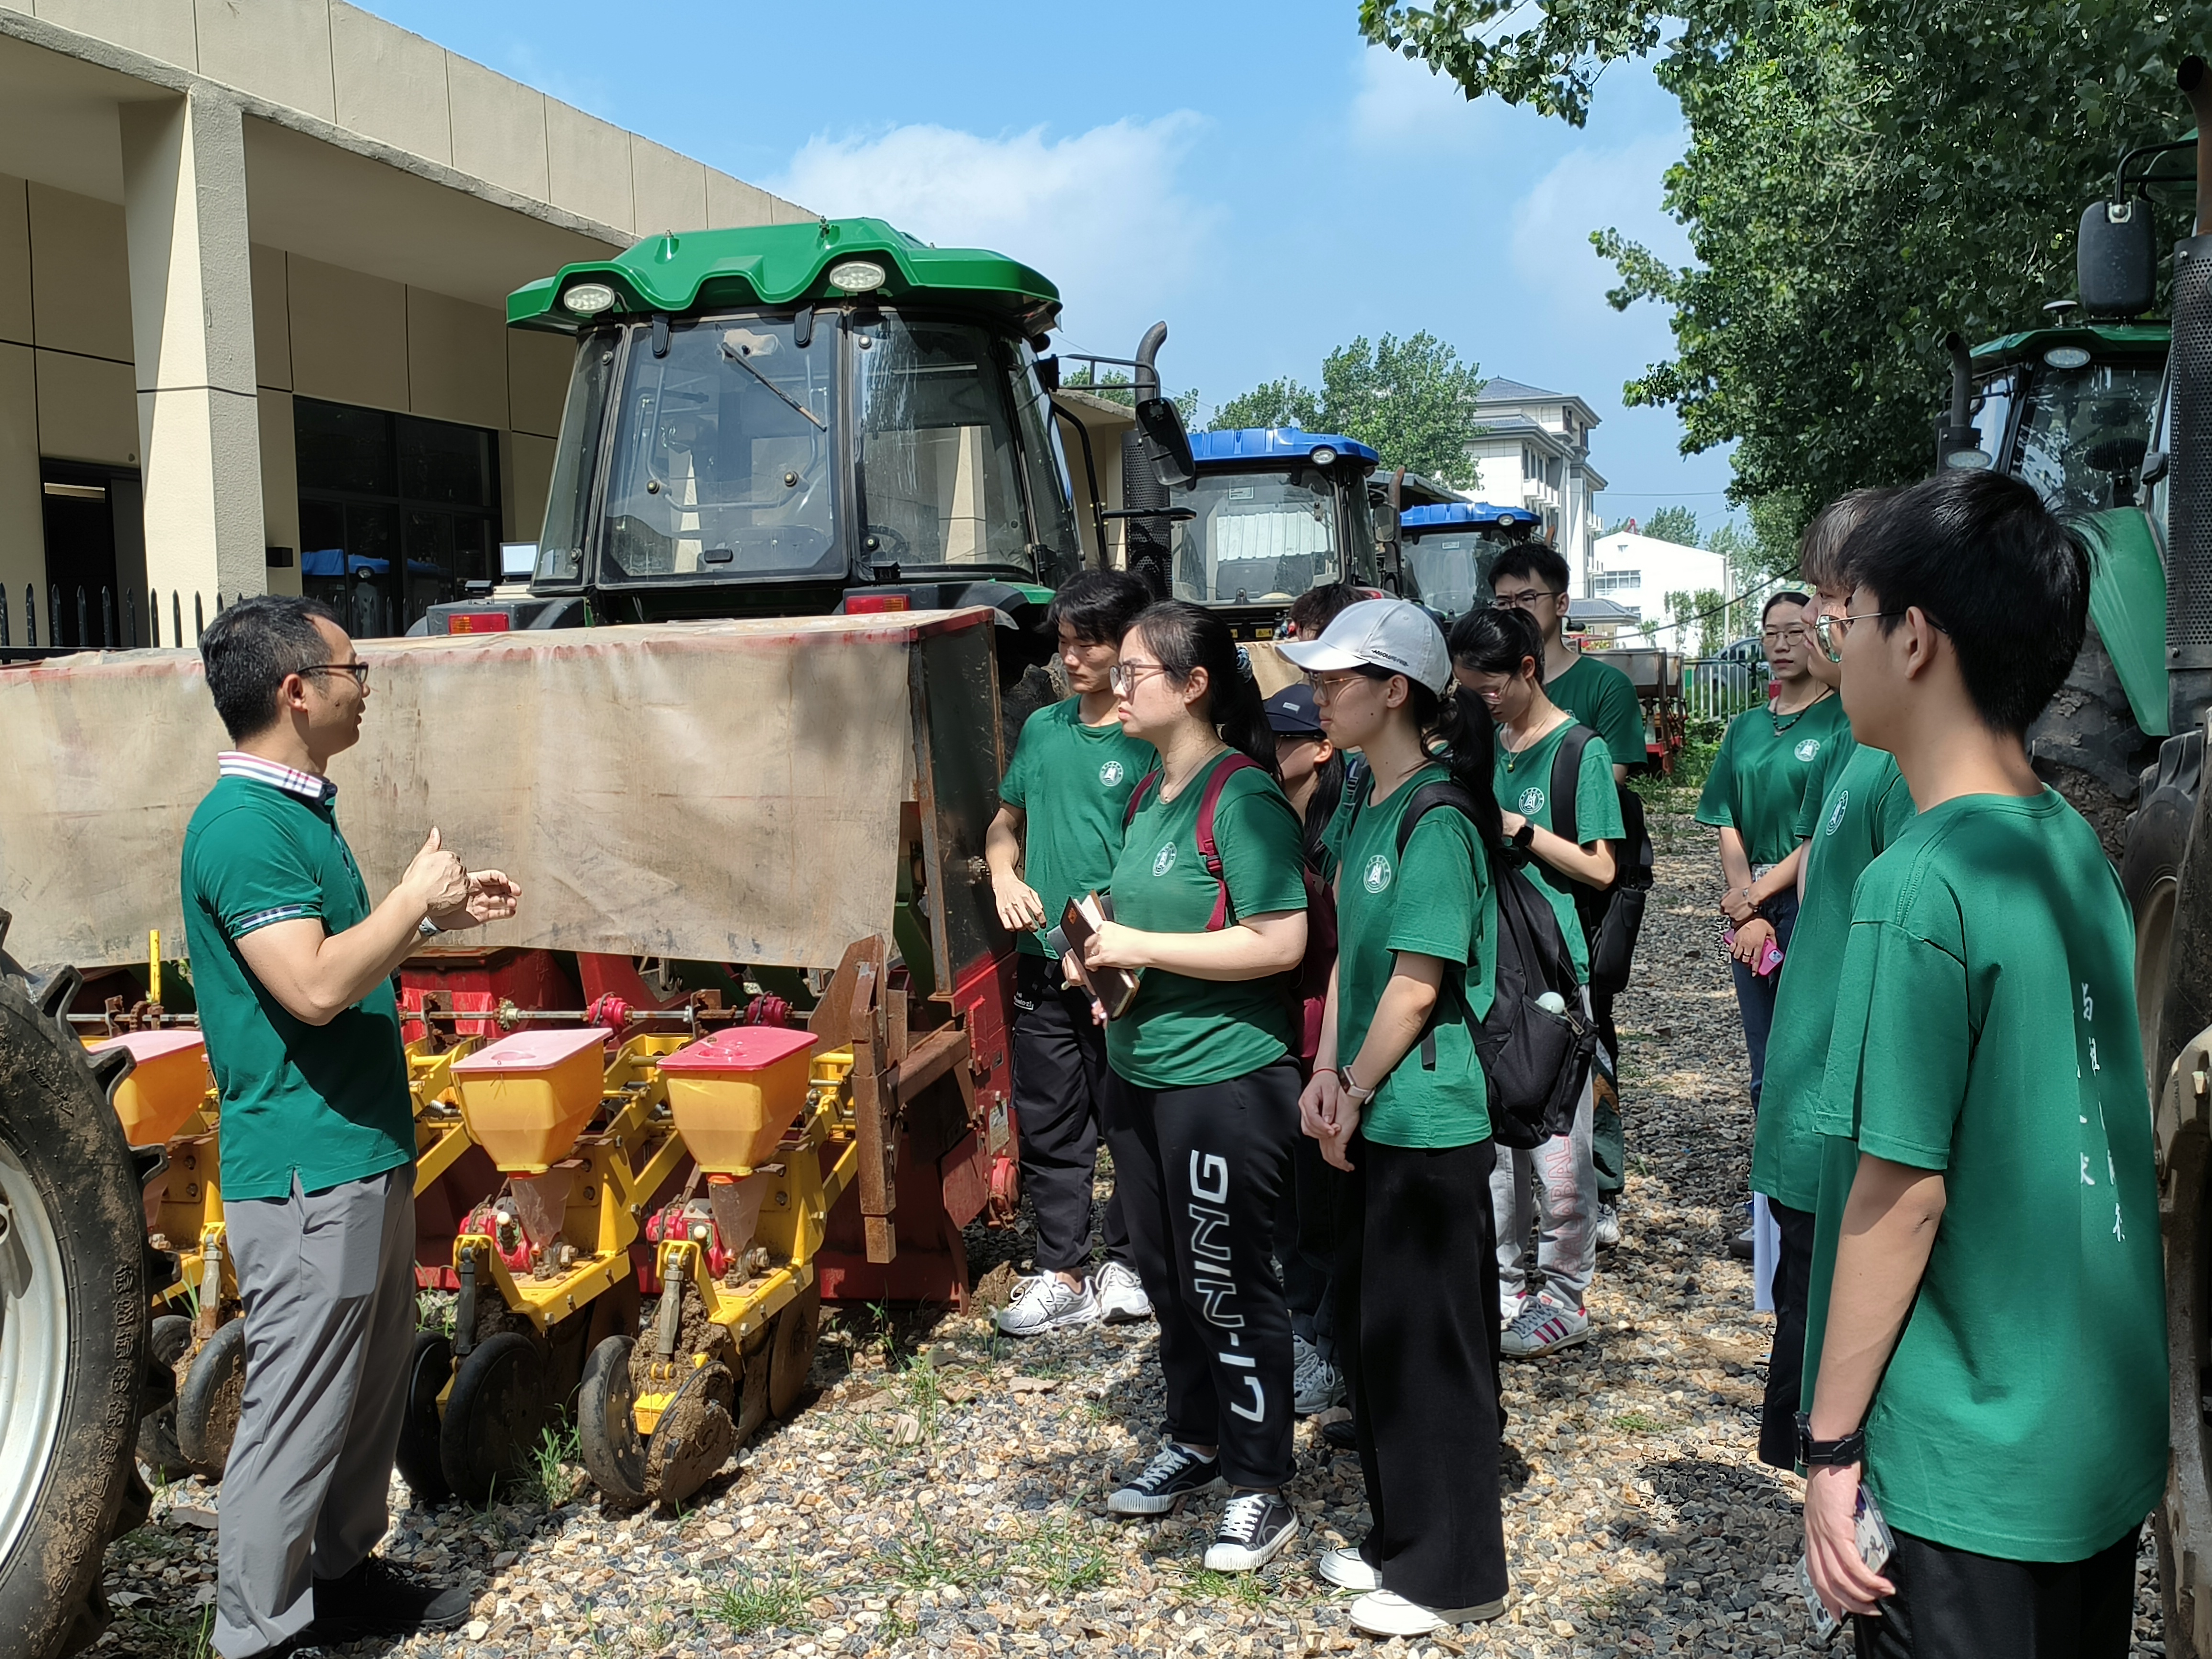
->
[1971, 321, 2171, 364]
[508, 217, 1062, 335]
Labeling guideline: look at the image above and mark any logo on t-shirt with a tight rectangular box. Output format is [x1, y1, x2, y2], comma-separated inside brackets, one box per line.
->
[1824, 789, 1849, 836]
[1363, 853, 1393, 894]
[1099, 760, 1126, 788]
[1794, 737, 1822, 763]
[1517, 785, 1546, 817]
[1152, 841, 1178, 877]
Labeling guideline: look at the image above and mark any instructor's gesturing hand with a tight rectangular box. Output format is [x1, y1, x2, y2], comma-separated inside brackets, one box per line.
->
[434, 869, 522, 930]
[404, 827, 468, 915]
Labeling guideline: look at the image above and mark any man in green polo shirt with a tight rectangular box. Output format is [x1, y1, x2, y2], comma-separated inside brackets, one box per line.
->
[186, 595, 519, 1659]
[1490, 540, 1644, 1242]
[1800, 474, 2165, 1657]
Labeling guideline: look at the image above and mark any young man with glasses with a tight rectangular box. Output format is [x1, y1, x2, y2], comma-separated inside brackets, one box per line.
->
[185, 596, 519, 1658]
[1488, 542, 1643, 1246]
[985, 570, 1158, 1335]
[1799, 472, 2165, 1658]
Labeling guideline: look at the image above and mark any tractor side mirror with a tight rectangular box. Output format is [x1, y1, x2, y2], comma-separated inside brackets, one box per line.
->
[1134, 397, 1197, 489]
[2079, 198, 2157, 317]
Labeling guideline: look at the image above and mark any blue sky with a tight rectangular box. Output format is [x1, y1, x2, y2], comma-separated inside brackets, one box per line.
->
[362, 1, 1735, 531]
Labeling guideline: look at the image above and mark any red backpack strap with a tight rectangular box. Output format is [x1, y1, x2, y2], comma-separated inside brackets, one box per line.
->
[1122, 767, 1162, 828]
[1195, 752, 1260, 930]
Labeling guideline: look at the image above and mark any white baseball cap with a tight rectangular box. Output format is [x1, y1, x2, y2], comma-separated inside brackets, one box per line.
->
[1276, 597, 1450, 694]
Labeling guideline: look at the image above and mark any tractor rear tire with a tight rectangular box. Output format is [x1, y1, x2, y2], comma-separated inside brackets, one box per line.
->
[394, 1330, 454, 1506]
[0, 964, 148, 1659]
[2126, 730, 2205, 1081]
[173, 1316, 246, 1475]
[2030, 618, 2152, 860]
[439, 1332, 547, 1507]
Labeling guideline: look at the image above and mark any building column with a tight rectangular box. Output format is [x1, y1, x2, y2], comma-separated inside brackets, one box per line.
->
[121, 88, 264, 644]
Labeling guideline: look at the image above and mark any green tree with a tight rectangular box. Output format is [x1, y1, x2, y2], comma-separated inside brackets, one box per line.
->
[1210, 332, 1486, 485]
[1642, 504, 1699, 547]
[1063, 364, 1203, 428]
[1358, 0, 2210, 526]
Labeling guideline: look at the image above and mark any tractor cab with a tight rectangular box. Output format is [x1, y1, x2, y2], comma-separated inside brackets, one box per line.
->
[421, 219, 1083, 662]
[1398, 500, 1543, 620]
[1945, 323, 2169, 511]
[1167, 429, 1384, 639]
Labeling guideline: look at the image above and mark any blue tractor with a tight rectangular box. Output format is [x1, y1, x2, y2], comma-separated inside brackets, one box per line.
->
[1398, 500, 1544, 619]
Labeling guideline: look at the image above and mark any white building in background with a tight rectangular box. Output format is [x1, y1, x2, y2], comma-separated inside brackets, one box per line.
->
[1581, 528, 1732, 653]
[1465, 377, 1607, 580]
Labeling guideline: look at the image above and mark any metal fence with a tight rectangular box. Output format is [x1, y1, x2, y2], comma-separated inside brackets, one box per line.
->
[0, 582, 226, 658]
[1681, 657, 1770, 729]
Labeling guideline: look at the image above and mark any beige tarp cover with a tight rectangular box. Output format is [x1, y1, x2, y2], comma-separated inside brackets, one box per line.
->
[0, 613, 968, 973]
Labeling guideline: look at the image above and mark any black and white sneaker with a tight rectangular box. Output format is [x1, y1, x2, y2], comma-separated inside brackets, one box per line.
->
[1107, 1440, 1227, 1515]
[1204, 1491, 1298, 1572]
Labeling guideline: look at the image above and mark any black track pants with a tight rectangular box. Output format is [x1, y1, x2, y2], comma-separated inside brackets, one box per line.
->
[1109, 1058, 1300, 1490]
[1012, 953, 1131, 1275]
[1280, 1132, 1343, 1362]
[1759, 1199, 1815, 1469]
[1851, 1523, 2139, 1659]
[1336, 1135, 1510, 1613]
[1589, 984, 1624, 1199]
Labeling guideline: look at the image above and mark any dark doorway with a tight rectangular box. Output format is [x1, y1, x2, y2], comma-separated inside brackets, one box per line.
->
[39, 461, 145, 649]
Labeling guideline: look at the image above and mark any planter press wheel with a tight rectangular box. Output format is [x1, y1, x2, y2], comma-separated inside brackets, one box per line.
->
[173, 1316, 246, 1474]
[437, 1332, 547, 1506]
[575, 1335, 647, 1505]
[767, 1281, 822, 1421]
[135, 1314, 194, 1481]
[394, 1329, 453, 1505]
[640, 1358, 735, 1510]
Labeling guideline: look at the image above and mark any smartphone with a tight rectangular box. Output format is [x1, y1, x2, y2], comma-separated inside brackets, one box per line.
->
[1798, 1485, 1895, 1645]
[1721, 922, 1785, 978]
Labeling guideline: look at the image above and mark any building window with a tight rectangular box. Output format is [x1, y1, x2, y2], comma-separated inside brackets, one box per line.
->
[296, 397, 502, 638]
[1591, 569, 1641, 597]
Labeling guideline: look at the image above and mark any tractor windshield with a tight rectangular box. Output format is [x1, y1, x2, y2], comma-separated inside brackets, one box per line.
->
[2011, 359, 2163, 511]
[1404, 531, 1504, 619]
[1171, 468, 1346, 605]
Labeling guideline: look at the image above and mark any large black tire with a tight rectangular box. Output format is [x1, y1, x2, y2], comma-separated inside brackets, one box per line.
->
[2125, 730, 2204, 1081]
[2030, 618, 2154, 859]
[173, 1316, 246, 1475]
[438, 1331, 547, 1506]
[394, 1330, 454, 1506]
[0, 961, 148, 1659]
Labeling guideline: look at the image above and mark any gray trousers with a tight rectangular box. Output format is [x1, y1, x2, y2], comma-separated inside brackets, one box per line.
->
[214, 1165, 414, 1658]
[1490, 1069, 1600, 1312]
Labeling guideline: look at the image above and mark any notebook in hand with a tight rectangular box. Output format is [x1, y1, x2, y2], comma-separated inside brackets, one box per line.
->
[1060, 893, 1142, 1020]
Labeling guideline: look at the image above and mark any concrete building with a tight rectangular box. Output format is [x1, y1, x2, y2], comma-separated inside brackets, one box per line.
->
[1466, 376, 1608, 584]
[0, 0, 807, 648]
[1583, 527, 1731, 654]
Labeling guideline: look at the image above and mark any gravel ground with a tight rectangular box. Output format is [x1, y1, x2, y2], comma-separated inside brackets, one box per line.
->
[97, 807, 2169, 1658]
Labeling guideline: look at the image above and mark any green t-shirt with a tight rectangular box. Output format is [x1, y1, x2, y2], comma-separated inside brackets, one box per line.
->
[1335, 763, 1497, 1149]
[1105, 754, 1308, 1089]
[181, 774, 414, 1201]
[1547, 652, 1646, 776]
[1751, 745, 1914, 1210]
[1494, 721, 1622, 981]
[1791, 721, 1859, 843]
[1804, 791, 2167, 1561]
[999, 697, 1155, 957]
[1695, 691, 1851, 867]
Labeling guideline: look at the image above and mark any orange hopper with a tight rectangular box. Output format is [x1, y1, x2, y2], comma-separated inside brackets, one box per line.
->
[449, 1027, 610, 1173]
[94, 1030, 210, 1147]
[657, 1026, 819, 1174]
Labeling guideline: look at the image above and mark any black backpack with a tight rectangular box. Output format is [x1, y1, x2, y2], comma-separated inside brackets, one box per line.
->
[1547, 727, 1656, 999]
[1360, 780, 1598, 1150]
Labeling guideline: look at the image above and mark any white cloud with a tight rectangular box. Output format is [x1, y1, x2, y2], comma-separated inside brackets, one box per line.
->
[1507, 130, 1691, 315]
[769, 116, 1215, 353]
[1349, 45, 1484, 150]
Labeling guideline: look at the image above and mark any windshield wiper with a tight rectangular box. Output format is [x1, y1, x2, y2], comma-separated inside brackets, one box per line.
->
[719, 340, 827, 430]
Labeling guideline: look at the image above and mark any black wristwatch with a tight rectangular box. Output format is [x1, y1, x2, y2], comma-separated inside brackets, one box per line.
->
[1512, 821, 1536, 852]
[1795, 1411, 1866, 1468]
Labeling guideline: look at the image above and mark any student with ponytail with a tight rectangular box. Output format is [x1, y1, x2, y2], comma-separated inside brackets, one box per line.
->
[1076, 600, 1311, 1576]
[1280, 598, 1510, 1637]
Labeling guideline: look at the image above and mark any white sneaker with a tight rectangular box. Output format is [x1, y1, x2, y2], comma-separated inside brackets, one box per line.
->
[1317, 1546, 1380, 1592]
[1349, 1589, 1506, 1636]
[994, 1272, 1099, 1336]
[1596, 1201, 1622, 1250]
[1501, 1293, 1590, 1358]
[1094, 1260, 1152, 1324]
[1293, 1336, 1345, 1415]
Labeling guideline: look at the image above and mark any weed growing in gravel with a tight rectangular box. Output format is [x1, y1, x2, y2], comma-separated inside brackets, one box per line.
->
[898, 1353, 943, 1433]
[526, 1422, 585, 1506]
[709, 1561, 821, 1635]
[1182, 1565, 1277, 1607]
[880, 1506, 967, 1590]
[1612, 1410, 1670, 1434]
[415, 1289, 454, 1337]
[1008, 1509, 1112, 1594]
[116, 1601, 214, 1659]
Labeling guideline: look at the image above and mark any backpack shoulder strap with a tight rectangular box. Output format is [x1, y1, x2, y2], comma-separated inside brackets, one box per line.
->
[1122, 767, 1162, 828]
[1551, 723, 1594, 849]
[1393, 778, 1479, 863]
[1194, 752, 1261, 929]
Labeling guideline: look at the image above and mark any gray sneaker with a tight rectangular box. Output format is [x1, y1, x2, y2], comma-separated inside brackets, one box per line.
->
[1293, 1335, 1345, 1416]
[1596, 1202, 1622, 1250]
[1501, 1294, 1589, 1359]
[994, 1272, 1099, 1337]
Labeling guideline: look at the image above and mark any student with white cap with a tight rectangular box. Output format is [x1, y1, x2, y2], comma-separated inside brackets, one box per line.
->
[1281, 598, 1512, 1637]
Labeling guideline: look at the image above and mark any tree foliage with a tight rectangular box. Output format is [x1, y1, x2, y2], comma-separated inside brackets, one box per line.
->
[1641, 504, 1700, 546]
[1210, 332, 1487, 484]
[1359, 0, 2212, 524]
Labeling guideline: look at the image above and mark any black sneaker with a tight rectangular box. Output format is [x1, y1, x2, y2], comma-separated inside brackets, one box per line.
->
[1107, 1440, 1227, 1515]
[1320, 1416, 1358, 1451]
[1203, 1491, 1298, 1571]
[310, 1555, 473, 1637]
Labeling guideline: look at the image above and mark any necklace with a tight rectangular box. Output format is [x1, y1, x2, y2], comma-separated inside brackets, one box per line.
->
[1770, 686, 1833, 735]
[1501, 711, 1567, 773]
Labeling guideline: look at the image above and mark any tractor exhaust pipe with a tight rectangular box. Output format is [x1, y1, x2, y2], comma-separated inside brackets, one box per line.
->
[1934, 332, 1986, 471]
[2168, 57, 2212, 735]
[1122, 322, 1172, 595]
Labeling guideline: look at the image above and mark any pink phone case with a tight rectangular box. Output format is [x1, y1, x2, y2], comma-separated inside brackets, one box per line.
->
[1722, 924, 1786, 978]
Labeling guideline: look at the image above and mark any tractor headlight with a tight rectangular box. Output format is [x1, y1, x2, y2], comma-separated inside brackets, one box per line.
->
[2042, 345, 2092, 369]
[564, 282, 618, 316]
[828, 259, 887, 293]
[1309, 446, 1338, 468]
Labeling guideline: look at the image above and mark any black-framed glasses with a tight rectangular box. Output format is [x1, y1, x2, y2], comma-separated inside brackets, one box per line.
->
[1492, 586, 1561, 610]
[1108, 660, 1172, 695]
[301, 662, 370, 688]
